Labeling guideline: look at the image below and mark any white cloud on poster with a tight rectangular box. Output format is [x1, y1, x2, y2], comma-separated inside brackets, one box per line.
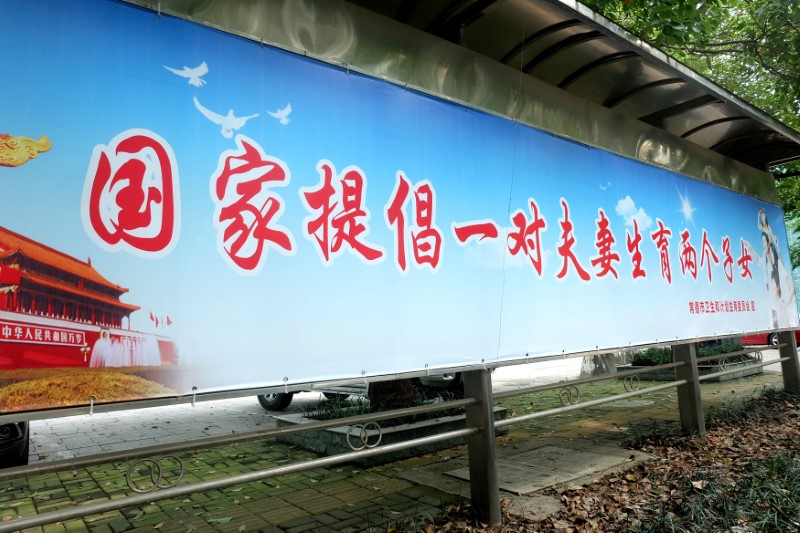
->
[615, 196, 652, 230]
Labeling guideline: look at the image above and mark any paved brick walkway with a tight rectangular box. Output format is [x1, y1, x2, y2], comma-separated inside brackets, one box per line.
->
[0, 366, 786, 532]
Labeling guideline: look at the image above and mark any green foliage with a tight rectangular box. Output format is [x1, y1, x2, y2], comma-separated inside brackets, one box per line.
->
[583, 0, 726, 50]
[630, 342, 745, 367]
[696, 341, 743, 358]
[777, 174, 800, 267]
[630, 387, 800, 531]
[301, 394, 371, 420]
[630, 347, 673, 366]
[705, 385, 800, 427]
[668, 450, 800, 532]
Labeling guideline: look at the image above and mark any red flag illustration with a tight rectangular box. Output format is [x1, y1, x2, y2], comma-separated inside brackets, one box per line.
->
[166, 315, 172, 326]
[149, 311, 155, 322]
[154, 316, 159, 328]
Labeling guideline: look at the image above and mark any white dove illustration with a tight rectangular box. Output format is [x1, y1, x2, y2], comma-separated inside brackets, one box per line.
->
[268, 103, 292, 125]
[193, 97, 259, 139]
[164, 61, 208, 87]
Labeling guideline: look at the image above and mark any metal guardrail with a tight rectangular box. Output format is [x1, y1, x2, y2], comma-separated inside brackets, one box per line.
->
[698, 357, 789, 382]
[695, 344, 776, 365]
[0, 427, 478, 533]
[0, 343, 792, 531]
[495, 379, 687, 428]
[0, 395, 475, 482]
[493, 361, 685, 400]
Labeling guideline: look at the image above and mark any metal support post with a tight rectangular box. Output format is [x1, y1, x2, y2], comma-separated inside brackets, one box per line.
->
[778, 330, 800, 392]
[463, 369, 501, 526]
[672, 342, 706, 438]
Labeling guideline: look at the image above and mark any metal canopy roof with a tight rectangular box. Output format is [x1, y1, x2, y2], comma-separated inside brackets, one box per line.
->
[344, 0, 800, 172]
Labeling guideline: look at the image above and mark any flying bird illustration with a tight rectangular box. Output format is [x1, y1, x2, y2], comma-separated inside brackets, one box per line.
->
[193, 97, 259, 138]
[268, 103, 292, 125]
[164, 61, 208, 87]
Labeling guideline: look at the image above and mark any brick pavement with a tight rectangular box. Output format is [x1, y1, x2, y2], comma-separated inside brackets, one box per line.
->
[0, 367, 787, 532]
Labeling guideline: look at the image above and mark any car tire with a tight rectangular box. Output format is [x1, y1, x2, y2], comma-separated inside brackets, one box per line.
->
[257, 392, 294, 411]
[445, 372, 464, 394]
[768, 333, 778, 346]
[0, 422, 29, 468]
[13, 437, 29, 467]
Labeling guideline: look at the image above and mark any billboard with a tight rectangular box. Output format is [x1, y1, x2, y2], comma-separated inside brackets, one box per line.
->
[0, 0, 796, 414]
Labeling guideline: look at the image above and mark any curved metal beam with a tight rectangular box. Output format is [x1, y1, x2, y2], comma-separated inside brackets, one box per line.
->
[680, 116, 751, 139]
[602, 78, 685, 108]
[557, 50, 639, 89]
[709, 130, 774, 152]
[638, 94, 719, 128]
[522, 30, 604, 73]
[499, 19, 583, 65]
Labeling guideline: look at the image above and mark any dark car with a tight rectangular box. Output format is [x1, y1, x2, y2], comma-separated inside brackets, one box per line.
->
[741, 330, 800, 347]
[0, 422, 29, 468]
[256, 373, 464, 411]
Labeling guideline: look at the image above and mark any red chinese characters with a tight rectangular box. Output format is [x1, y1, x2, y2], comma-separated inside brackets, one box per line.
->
[301, 160, 384, 264]
[83, 129, 180, 256]
[591, 208, 620, 279]
[385, 172, 443, 271]
[651, 219, 672, 284]
[82, 129, 766, 293]
[721, 236, 734, 283]
[679, 229, 698, 279]
[507, 198, 547, 276]
[689, 300, 756, 314]
[625, 219, 646, 280]
[699, 230, 719, 282]
[556, 198, 590, 281]
[210, 135, 294, 274]
[738, 238, 753, 279]
[452, 221, 500, 245]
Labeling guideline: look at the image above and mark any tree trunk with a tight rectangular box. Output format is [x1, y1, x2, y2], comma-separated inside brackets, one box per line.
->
[367, 378, 415, 411]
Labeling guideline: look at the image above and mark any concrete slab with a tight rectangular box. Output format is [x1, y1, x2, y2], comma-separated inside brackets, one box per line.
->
[398, 467, 475, 499]
[445, 443, 652, 495]
[447, 462, 569, 495]
[399, 460, 565, 518]
[514, 445, 630, 474]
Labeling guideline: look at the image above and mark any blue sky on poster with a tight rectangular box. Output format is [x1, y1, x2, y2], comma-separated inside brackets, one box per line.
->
[0, 0, 796, 390]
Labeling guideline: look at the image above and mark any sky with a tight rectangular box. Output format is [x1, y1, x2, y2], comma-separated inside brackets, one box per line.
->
[0, 0, 795, 393]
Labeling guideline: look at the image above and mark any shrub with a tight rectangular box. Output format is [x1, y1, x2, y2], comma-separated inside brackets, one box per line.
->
[631, 342, 747, 367]
[697, 341, 742, 358]
[630, 347, 673, 366]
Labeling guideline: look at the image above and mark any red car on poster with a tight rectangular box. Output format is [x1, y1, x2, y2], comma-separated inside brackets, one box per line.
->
[741, 330, 800, 346]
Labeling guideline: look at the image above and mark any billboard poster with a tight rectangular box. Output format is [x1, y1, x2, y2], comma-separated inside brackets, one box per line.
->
[0, 0, 797, 414]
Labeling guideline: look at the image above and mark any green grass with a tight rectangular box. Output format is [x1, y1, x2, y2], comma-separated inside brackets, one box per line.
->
[630, 387, 800, 532]
[634, 450, 800, 533]
[704, 385, 800, 428]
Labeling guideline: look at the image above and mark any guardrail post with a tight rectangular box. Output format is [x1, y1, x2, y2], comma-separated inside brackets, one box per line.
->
[463, 369, 501, 526]
[778, 331, 800, 392]
[672, 342, 706, 438]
